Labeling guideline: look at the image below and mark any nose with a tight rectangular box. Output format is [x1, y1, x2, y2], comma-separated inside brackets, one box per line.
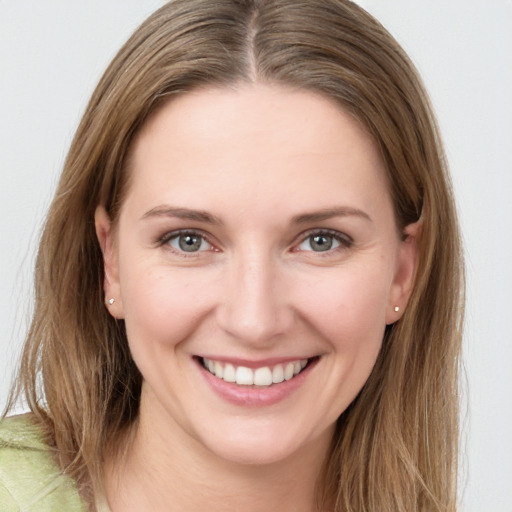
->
[216, 251, 293, 346]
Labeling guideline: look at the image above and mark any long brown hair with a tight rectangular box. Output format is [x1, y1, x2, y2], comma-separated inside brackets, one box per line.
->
[5, 1, 464, 510]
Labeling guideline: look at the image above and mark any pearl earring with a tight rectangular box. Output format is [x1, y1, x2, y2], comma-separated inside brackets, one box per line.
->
[394, 306, 400, 312]
[107, 298, 115, 305]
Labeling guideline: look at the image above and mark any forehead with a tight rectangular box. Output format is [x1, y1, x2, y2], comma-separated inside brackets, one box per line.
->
[123, 84, 392, 222]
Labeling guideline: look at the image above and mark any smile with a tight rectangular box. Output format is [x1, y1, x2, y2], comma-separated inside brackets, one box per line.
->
[201, 357, 309, 387]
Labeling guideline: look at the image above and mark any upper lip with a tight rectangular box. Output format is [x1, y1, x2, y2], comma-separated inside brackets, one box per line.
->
[195, 355, 318, 369]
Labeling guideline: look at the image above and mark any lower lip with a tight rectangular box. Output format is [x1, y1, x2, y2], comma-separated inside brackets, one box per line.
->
[196, 358, 318, 407]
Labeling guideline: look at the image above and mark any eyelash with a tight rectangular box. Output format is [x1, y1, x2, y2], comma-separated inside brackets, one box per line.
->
[157, 229, 217, 257]
[295, 228, 354, 255]
[157, 228, 353, 256]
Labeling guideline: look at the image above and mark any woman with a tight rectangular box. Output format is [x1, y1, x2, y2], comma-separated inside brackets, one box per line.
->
[0, 0, 464, 511]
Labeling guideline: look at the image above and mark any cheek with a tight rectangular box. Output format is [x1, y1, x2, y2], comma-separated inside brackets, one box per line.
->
[119, 264, 216, 352]
[274, 264, 392, 421]
[295, 263, 391, 353]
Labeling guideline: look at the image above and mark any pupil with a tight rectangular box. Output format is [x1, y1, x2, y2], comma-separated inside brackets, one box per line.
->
[179, 234, 202, 252]
[311, 235, 332, 252]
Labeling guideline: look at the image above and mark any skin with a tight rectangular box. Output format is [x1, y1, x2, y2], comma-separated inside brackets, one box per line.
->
[96, 83, 419, 511]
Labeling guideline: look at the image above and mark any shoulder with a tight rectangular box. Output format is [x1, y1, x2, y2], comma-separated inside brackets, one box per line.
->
[0, 414, 86, 511]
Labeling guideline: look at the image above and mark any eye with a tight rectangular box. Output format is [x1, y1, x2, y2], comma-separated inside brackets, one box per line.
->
[296, 230, 352, 253]
[164, 231, 212, 253]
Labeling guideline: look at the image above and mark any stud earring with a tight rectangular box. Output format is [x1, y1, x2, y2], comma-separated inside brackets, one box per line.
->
[394, 306, 400, 312]
[107, 298, 115, 305]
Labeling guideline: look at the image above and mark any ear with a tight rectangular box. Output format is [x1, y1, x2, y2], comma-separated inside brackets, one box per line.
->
[95, 205, 124, 319]
[385, 220, 422, 324]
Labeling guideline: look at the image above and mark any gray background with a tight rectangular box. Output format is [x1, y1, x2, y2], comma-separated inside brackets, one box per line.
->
[1, 1, 511, 510]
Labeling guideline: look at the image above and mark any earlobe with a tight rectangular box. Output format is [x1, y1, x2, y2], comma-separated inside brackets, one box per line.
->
[386, 220, 422, 324]
[94, 206, 124, 319]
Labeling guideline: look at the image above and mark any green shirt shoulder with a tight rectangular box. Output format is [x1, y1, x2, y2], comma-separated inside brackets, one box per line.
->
[0, 414, 86, 511]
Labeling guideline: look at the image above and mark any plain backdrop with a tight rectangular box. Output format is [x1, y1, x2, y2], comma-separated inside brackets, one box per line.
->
[1, 1, 511, 511]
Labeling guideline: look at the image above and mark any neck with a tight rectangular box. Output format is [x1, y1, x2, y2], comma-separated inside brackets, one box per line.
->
[103, 388, 333, 512]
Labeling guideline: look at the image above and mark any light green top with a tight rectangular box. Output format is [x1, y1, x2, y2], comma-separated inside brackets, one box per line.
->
[0, 414, 87, 511]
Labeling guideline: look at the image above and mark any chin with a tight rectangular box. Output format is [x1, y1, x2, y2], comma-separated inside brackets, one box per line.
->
[214, 442, 294, 466]
[192, 418, 333, 468]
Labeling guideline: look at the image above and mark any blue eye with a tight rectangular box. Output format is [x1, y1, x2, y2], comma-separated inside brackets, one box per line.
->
[166, 232, 211, 253]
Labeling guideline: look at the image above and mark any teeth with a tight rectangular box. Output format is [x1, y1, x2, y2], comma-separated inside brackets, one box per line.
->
[214, 361, 223, 379]
[202, 358, 310, 387]
[223, 363, 236, 383]
[272, 364, 284, 384]
[254, 367, 273, 386]
[235, 366, 254, 385]
[284, 362, 294, 381]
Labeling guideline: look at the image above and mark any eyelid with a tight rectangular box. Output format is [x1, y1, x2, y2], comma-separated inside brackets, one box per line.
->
[292, 228, 354, 252]
[157, 229, 219, 253]
[156, 227, 353, 256]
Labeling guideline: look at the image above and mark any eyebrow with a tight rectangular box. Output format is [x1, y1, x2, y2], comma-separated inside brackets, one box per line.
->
[141, 206, 223, 225]
[291, 207, 372, 224]
[140, 205, 372, 225]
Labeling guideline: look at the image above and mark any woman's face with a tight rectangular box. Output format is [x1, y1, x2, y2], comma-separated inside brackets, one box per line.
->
[97, 84, 418, 466]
